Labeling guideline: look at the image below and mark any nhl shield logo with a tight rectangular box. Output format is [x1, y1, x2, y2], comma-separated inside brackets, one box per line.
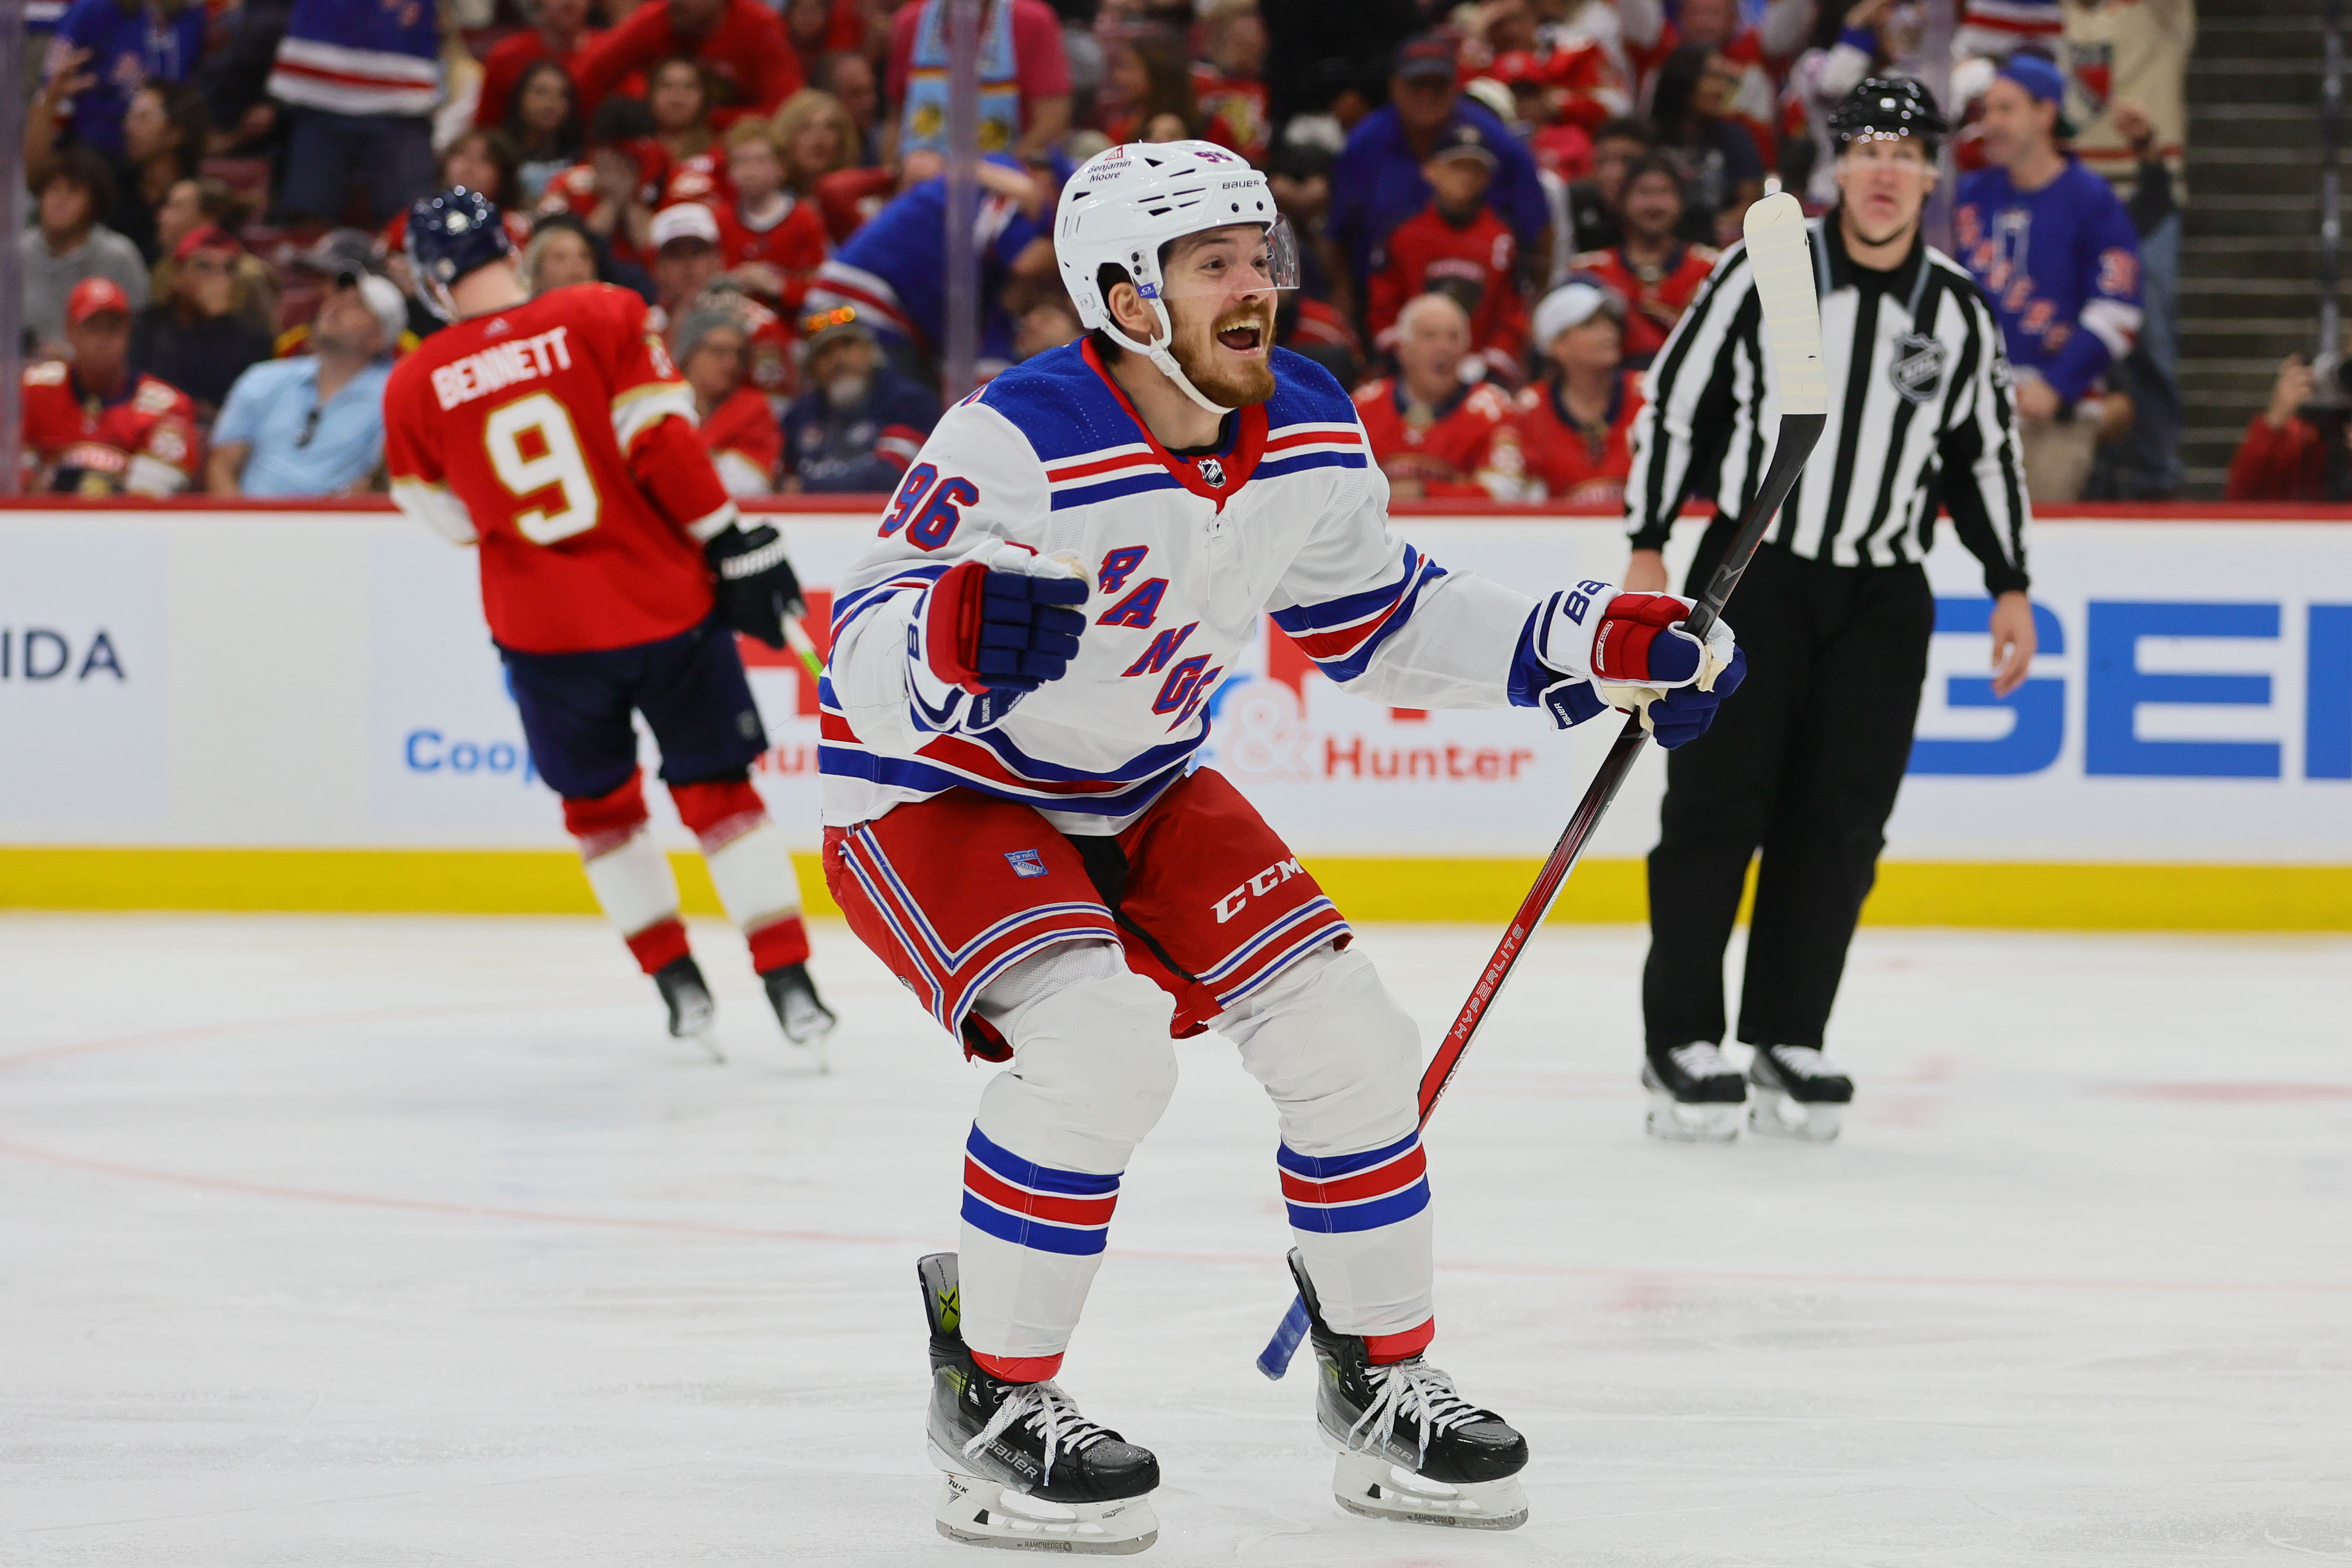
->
[1889, 332, 1948, 405]
[1197, 456, 1226, 488]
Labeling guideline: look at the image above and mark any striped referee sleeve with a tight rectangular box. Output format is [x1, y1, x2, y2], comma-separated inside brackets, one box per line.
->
[1935, 283, 2032, 595]
[1625, 245, 1759, 552]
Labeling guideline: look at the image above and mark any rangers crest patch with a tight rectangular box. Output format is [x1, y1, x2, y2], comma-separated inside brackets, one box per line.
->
[1004, 849, 1050, 878]
[1889, 332, 1948, 404]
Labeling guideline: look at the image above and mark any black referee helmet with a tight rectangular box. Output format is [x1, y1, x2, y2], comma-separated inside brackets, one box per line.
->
[1828, 78, 1949, 158]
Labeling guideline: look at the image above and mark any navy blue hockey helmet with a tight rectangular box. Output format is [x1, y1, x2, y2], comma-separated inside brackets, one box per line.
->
[405, 186, 516, 321]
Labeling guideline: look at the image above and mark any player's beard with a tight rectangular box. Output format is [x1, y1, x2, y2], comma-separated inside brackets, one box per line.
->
[1168, 300, 1277, 408]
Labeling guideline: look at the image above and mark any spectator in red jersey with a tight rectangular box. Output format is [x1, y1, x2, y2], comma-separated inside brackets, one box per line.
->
[537, 98, 667, 266]
[1573, 153, 1718, 369]
[1513, 280, 1644, 508]
[1649, 44, 1765, 246]
[505, 60, 586, 207]
[1102, 33, 1197, 146]
[887, 0, 1070, 162]
[1194, 0, 1270, 164]
[2226, 354, 2339, 503]
[811, 50, 885, 166]
[774, 89, 860, 199]
[574, 0, 804, 119]
[130, 225, 275, 423]
[21, 277, 199, 497]
[1366, 122, 1530, 386]
[476, 0, 601, 132]
[709, 119, 830, 314]
[1352, 292, 1527, 500]
[672, 308, 782, 496]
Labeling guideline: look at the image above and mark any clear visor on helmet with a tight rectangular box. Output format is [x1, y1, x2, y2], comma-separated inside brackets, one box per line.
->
[1151, 214, 1300, 302]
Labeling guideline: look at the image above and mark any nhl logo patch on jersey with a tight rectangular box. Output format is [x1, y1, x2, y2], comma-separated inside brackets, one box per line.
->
[1004, 849, 1050, 879]
[1889, 333, 1948, 405]
[1197, 457, 1226, 488]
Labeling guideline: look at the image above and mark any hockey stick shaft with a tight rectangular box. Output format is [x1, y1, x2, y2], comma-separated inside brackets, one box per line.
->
[1256, 195, 1828, 1381]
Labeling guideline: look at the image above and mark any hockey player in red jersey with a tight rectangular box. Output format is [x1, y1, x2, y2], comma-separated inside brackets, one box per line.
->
[21, 279, 199, 496]
[382, 187, 835, 1058]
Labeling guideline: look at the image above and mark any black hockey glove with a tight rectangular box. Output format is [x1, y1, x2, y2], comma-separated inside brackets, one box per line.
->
[704, 522, 804, 649]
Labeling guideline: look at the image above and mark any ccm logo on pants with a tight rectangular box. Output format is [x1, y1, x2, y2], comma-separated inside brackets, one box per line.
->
[1215, 858, 1304, 922]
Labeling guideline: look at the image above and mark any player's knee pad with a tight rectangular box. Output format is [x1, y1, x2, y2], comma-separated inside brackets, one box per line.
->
[561, 769, 650, 855]
[975, 953, 1178, 1171]
[1222, 942, 1420, 1157]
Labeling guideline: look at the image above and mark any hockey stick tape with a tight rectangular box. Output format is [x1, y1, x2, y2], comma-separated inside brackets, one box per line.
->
[1741, 193, 1827, 418]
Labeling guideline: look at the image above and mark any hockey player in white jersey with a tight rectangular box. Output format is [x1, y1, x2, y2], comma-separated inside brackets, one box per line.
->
[819, 141, 1747, 1550]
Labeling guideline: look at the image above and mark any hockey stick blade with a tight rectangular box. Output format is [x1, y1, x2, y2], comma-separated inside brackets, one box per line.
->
[1256, 193, 1827, 1381]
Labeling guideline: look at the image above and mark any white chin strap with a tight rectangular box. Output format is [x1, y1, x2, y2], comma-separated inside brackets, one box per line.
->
[1103, 296, 1233, 417]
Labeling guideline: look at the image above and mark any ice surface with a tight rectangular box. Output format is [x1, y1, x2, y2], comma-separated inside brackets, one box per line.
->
[2, 913, 2348, 1565]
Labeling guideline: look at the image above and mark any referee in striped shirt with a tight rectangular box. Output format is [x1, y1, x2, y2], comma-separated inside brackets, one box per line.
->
[1622, 80, 2035, 1143]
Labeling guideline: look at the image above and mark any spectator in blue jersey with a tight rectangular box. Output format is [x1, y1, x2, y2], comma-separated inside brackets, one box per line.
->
[1327, 35, 1551, 306]
[782, 306, 941, 493]
[40, 0, 204, 160]
[265, 0, 441, 226]
[1954, 53, 2143, 504]
[802, 153, 1057, 380]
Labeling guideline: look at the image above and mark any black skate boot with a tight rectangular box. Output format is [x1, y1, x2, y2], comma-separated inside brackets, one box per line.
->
[1746, 1045, 1853, 1142]
[1285, 1251, 1528, 1530]
[652, 954, 721, 1061]
[918, 1253, 1160, 1553]
[760, 961, 836, 1068]
[1642, 1040, 1746, 1142]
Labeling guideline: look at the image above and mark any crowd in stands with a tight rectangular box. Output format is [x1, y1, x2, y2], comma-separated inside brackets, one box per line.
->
[12, 0, 2271, 508]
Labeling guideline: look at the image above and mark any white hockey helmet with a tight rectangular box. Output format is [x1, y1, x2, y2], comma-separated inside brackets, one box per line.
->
[1056, 140, 1299, 413]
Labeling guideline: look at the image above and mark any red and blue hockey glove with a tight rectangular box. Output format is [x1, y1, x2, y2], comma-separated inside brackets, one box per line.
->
[704, 521, 805, 649]
[1527, 583, 1744, 749]
[921, 555, 1089, 694]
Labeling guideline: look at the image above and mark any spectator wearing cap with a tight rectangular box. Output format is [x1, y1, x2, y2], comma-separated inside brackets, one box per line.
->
[647, 201, 729, 328]
[781, 306, 939, 493]
[130, 225, 274, 421]
[1574, 154, 1718, 369]
[21, 276, 199, 496]
[206, 271, 405, 497]
[475, 0, 601, 133]
[575, 0, 804, 120]
[1330, 35, 1553, 302]
[23, 149, 149, 357]
[1352, 292, 1527, 500]
[1366, 123, 1530, 385]
[266, 0, 442, 226]
[37, 0, 204, 161]
[886, 0, 1069, 162]
[1513, 281, 1643, 508]
[1955, 52, 2143, 503]
[673, 309, 783, 497]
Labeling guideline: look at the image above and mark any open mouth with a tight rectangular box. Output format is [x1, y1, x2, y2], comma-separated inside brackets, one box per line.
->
[1216, 322, 1265, 353]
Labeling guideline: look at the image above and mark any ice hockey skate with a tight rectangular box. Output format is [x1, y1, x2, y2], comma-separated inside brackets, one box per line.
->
[1746, 1045, 1852, 1142]
[919, 1253, 1160, 1553]
[651, 954, 722, 1061]
[761, 961, 836, 1068]
[1642, 1040, 1746, 1141]
[1284, 1251, 1527, 1530]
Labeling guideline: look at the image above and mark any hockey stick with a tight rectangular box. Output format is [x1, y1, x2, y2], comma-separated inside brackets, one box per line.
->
[1255, 193, 1829, 1380]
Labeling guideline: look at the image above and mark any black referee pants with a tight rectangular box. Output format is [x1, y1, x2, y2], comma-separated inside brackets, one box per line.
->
[1642, 531, 1935, 1050]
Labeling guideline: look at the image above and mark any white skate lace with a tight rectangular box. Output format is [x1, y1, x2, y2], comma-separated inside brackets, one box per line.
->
[1769, 1047, 1841, 1079]
[1347, 1360, 1487, 1469]
[1668, 1042, 1736, 1079]
[964, 1380, 1114, 1486]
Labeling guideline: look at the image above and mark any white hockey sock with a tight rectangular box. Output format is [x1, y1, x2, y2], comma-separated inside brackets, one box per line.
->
[700, 816, 804, 934]
[580, 827, 681, 939]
